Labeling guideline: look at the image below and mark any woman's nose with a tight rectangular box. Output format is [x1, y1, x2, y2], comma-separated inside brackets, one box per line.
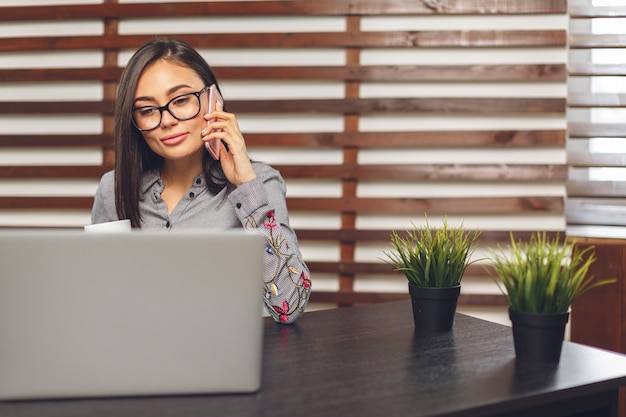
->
[159, 108, 179, 128]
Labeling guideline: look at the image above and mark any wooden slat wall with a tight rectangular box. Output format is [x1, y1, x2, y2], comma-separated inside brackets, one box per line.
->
[568, 1, 626, 230]
[0, 0, 568, 309]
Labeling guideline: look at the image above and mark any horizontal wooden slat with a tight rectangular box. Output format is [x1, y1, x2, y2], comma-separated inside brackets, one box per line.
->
[296, 229, 560, 244]
[246, 130, 566, 148]
[0, 165, 567, 182]
[231, 98, 566, 114]
[287, 196, 564, 214]
[0, 68, 123, 83]
[309, 291, 508, 307]
[0, 102, 113, 114]
[0, 131, 565, 149]
[0, 64, 566, 83]
[307, 261, 494, 276]
[568, 93, 626, 107]
[217, 64, 566, 82]
[0, 135, 111, 147]
[0, 166, 109, 179]
[275, 164, 567, 181]
[0, 0, 568, 21]
[0, 197, 93, 209]
[3, 31, 566, 53]
[569, 34, 626, 49]
[0, 196, 564, 213]
[310, 291, 409, 305]
[0, 98, 566, 115]
[569, 123, 626, 138]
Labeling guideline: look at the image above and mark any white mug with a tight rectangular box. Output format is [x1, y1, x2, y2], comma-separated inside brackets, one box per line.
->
[84, 219, 132, 233]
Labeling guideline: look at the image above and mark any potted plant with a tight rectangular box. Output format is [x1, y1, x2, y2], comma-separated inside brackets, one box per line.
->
[384, 216, 481, 332]
[490, 231, 615, 363]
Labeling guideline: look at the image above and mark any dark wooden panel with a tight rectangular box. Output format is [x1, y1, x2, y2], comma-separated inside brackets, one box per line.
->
[287, 196, 564, 214]
[0, 0, 568, 22]
[246, 130, 566, 148]
[275, 164, 567, 181]
[2, 98, 565, 115]
[0, 135, 111, 147]
[3, 31, 566, 52]
[570, 239, 626, 352]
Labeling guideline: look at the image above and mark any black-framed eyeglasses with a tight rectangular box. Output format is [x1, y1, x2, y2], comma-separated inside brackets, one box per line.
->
[131, 85, 210, 132]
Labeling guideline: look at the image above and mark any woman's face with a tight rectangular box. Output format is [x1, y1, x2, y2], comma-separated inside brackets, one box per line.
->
[133, 59, 208, 164]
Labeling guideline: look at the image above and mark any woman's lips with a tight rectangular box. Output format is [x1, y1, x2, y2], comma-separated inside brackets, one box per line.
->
[160, 132, 188, 146]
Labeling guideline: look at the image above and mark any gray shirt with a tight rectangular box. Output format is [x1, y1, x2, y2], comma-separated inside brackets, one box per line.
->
[91, 161, 311, 323]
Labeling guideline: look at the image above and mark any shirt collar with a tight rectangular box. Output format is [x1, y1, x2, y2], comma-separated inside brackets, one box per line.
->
[140, 169, 163, 195]
[140, 169, 206, 194]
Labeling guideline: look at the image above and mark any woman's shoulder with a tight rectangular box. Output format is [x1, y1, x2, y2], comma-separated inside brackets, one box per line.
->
[98, 170, 115, 189]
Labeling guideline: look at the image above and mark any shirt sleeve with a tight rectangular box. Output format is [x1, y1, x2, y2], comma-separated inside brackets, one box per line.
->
[227, 167, 311, 324]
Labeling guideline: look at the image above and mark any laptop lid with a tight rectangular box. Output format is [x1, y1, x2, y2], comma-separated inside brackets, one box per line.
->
[0, 230, 265, 400]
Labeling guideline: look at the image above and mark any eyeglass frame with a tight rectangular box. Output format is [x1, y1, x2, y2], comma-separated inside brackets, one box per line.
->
[131, 85, 210, 132]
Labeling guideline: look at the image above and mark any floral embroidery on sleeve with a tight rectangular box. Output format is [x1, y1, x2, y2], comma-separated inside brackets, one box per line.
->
[246, 210, 311, 323]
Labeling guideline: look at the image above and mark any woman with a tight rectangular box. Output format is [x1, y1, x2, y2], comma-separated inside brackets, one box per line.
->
[91, 38, 311, 323]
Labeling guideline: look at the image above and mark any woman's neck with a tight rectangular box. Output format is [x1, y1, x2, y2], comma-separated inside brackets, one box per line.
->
[160, 157, 203, 189]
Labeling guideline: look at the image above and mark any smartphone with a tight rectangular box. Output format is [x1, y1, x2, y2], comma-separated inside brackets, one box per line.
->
[204, 84, 224, 160]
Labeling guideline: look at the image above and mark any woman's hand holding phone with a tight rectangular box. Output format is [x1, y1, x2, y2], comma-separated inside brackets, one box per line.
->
[202, 85, 256, 187]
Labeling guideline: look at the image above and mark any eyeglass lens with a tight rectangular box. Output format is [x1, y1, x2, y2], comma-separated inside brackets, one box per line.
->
[132, 90, 204, 131]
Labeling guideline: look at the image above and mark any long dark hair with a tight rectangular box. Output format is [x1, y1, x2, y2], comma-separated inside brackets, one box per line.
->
[114, 38, 228, 227]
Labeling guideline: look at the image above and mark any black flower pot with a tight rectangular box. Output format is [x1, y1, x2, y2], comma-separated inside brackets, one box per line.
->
[509, 308, 569, 363]
[408, 284, 461, 332]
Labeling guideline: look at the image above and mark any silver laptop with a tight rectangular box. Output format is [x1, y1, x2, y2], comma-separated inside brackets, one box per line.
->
[0, 229, 266, 400]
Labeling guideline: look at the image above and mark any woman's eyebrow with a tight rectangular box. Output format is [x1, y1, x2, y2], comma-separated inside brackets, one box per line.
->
[133, 84, 194, 104]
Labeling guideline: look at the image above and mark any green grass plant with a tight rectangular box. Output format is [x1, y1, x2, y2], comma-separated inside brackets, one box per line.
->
[384, 217, 481, 288]
[490, 232, 615, 314]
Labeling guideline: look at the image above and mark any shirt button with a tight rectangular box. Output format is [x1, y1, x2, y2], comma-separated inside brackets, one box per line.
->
[165, 221, 171, 228]
[236, 203, 242, 209]
[195, 178, 202, 185]
[189, 192, 195, 199]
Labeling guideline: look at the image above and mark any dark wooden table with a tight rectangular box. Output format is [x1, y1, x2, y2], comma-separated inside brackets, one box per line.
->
[3, 301, 626, 417]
